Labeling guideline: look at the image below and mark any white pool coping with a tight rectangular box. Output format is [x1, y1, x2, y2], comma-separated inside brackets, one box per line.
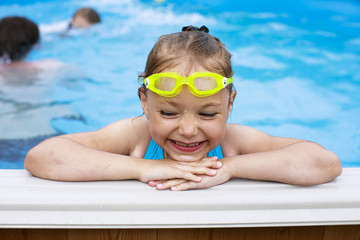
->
[0, 168, 359, 229]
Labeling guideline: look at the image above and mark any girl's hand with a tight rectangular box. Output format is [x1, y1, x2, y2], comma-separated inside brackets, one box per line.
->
[148, 159, 231, 191]
[138, 156, 221, 184]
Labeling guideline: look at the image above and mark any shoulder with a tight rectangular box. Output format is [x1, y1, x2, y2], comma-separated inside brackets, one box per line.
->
[28, 59, 65, 69]
[99, 116, 151, 147]
[66, 117, 151, 156]
[221, 124, 272, 156]
[221, 124, 255, 156]
[0, 59, 65, 83]
[221, 123, 305, 156]
[1, 59, 64, 69]
[123, 117, 152, 157]
[107, 117, 151, 157]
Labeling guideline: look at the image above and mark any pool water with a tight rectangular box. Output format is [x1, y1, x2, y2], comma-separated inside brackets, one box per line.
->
[0, 0, 359, 168]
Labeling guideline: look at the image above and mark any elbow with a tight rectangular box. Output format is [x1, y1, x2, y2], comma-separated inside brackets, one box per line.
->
[312, 150, 342, 185]
[326, 150, 342, 179]
[24, 142, 51, 179]
[24, 146, 41, 176]
[24, 137, 74, 181]
[295, 148, 342, 186]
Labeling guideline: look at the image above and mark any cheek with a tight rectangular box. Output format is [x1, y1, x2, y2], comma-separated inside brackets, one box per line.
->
[148, 120, 161, 138]
[148, 118, 173, 142]
[204, 120, 227, 144]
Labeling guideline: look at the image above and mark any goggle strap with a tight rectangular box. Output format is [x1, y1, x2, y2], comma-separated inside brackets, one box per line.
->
[144, 78, 149, 87]
[222, 77, 228, 88]
[223, 77, 234, 87]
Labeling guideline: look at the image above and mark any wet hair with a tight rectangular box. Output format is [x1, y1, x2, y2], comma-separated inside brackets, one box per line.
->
[140, 31, 232, 78]
[0, 16, 40, 63]
[138, 30, 233, 95]
[73, 8, 101, 24]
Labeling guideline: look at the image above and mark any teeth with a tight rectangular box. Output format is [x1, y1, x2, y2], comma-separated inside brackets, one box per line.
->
[175, 141, 200, 148]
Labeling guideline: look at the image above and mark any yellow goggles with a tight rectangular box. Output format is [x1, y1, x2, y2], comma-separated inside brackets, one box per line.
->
[143, 72, 233, 97]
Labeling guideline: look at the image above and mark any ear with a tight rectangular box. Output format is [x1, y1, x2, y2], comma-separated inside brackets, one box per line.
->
[139, 88, 149, 119]
[227, 90, 236, 118]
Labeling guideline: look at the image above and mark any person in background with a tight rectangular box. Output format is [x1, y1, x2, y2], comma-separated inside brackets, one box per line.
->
[0, 16, 63, 82]
[0, 16, 39, 65]
[69, 7, 101, 29]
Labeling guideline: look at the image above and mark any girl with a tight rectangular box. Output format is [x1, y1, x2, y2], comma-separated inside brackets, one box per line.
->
[25, 26, 342, 191]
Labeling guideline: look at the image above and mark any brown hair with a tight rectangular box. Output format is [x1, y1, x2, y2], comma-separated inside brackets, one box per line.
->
[140, 31, 232, 79]
[0, 16, 39, 62]
[73, 8, 101, 24]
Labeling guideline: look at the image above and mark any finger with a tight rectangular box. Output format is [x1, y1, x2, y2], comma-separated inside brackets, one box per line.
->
[185, 165, 218, 177]
[186, 156, 217, 166]
[174, 163, 217, 177]
[148, 180, 164, 187]
[186, 157, 222, 169]
[202, 159, 222, 169]
[170, 181, 198, 191]
[179, 171, 203, 182]
[147, 167, 203, 185]
[156, 179, 186, 190]
[202, 157, 223, 169]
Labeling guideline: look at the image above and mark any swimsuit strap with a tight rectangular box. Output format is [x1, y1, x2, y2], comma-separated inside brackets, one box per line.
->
[144, 139, 164, 159]
[208, 144, 224, 159]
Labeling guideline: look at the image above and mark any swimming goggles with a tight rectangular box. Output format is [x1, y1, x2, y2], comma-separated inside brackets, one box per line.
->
[143, 72, 233, 97]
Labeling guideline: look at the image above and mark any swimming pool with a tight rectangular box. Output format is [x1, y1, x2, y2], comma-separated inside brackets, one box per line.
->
[1, 0, 359, 168]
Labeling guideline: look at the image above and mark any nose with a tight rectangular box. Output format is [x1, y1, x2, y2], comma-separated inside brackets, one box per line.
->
[178, 113, 199, 138]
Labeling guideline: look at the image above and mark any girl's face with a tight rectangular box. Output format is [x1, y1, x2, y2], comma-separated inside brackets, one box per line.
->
[140, 66, 236, 162]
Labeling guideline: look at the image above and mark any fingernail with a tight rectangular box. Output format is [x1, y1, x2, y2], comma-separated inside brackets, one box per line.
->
[217, 161, 222, 167]
[156, 184, 163, 189]
[210, 169, 216, 175]
[196, 176, 202, 181]
[171, 186, 177, 191]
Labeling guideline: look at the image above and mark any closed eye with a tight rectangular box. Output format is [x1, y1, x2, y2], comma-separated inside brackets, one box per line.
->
[160, 110, 177, 117]
[199, 112, 217, 118]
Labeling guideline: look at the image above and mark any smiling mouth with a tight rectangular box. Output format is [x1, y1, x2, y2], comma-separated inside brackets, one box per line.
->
[170, 140, 205, 152]
[174, 141, 200, 147]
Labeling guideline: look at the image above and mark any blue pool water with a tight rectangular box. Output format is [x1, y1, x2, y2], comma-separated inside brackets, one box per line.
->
[1, 0, 359, 168]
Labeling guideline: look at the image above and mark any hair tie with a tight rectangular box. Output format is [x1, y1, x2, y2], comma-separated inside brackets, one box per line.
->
[182, 25, 209, 33]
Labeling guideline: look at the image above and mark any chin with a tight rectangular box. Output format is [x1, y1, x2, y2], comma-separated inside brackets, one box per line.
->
[169, 154, 205, 162]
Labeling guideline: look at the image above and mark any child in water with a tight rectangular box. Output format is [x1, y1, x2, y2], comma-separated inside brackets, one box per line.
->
[69, 7, 101, 29]
[0, 16, 63, 79]
[25, 26, 342, 191]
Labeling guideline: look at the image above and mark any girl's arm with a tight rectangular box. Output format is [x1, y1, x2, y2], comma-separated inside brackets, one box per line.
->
[222, 124, 342, 185]
[25, 117, 144, 181]
[153, 124, 342, 190]
[24, 117, 219, 182]
[25, 135, 140, 181]
[224, 140, 342, 185]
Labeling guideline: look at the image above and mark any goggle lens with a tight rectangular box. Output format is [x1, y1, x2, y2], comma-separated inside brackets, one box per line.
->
[154, 77, 177, 91]
[193, 76, 218, 91]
